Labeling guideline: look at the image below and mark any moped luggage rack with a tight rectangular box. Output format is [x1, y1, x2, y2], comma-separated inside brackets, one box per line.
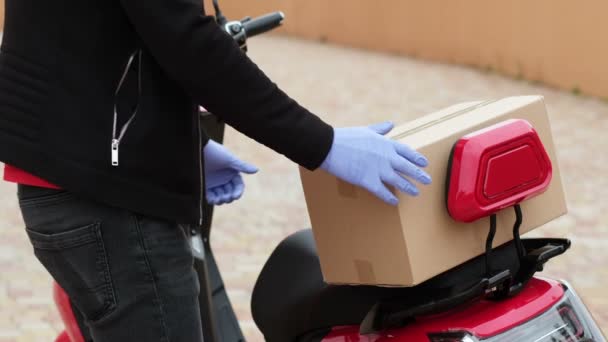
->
[360, 215, 571, 334]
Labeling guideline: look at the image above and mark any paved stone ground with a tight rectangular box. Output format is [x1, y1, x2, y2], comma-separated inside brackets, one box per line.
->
[1, 35, 607, 341]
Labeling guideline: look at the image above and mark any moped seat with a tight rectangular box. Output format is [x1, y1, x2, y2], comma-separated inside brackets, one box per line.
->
[252, 229, 402, 342]
[251, 229, 566, 342]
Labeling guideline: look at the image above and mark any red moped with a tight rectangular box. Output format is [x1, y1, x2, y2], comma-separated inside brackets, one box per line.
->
[53, 2, 605, 341]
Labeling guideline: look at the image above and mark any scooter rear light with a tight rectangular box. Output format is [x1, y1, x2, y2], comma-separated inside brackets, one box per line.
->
[428, 283, 605, 342]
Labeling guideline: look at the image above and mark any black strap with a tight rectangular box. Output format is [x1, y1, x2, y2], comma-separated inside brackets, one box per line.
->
[485, 214, 497, 276]
[486, 204, 526, 277]
[488, 204, 531, 299]
[513, 204, 525, 261]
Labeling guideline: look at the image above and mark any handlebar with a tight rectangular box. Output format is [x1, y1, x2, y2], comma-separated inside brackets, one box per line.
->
[242, 12, 285, 38]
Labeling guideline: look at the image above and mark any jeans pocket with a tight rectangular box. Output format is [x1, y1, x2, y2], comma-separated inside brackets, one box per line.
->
[26, 222, 117, 322]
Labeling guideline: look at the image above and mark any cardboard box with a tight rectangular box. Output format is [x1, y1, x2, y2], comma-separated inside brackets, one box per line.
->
[300, 96, 567, 287]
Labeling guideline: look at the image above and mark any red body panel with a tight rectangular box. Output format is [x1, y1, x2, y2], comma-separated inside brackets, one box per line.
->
[447, 119, 552, 222]
[322, 278, 564, 342]
[53, 283, 85, 342]
[3, 164, 60, 189]
[55, 331, 71, 342]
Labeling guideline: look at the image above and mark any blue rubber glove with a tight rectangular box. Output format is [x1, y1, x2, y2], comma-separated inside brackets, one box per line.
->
[203, 140, 258, 205]
[320, 122, 431, 205]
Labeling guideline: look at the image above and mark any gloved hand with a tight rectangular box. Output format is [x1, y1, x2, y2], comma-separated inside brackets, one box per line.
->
[203, 140, 258, 205]
[320, 122, 431, 205]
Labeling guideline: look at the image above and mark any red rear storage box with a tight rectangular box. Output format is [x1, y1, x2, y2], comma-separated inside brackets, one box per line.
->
[447, 119, 553, 223]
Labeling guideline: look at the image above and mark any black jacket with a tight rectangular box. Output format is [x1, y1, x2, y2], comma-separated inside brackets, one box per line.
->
[0, 0, 333, 224]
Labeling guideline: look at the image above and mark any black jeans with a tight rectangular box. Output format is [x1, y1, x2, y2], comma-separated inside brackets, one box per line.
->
[18, 185, 203, 342]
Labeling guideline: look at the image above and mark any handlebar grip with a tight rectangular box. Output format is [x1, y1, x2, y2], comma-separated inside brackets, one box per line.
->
[242, 12, 285, 38]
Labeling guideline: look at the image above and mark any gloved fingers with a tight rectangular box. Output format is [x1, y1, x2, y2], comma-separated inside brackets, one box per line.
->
[231, 159, 259, 174]
[207, 188, 225, 205]
[382, 171, 420, 196]
[368, 181, 399, 206]
[368, 121, 395, 135]
[391, 157, 432, 185]
[220, 182, 234, 203]
[205, 170, 235, 190]
[206, 190, 219, 205]
[392, 141, 429, 167]
[231, 176, 245, 201]
[213, 187, 228, 205]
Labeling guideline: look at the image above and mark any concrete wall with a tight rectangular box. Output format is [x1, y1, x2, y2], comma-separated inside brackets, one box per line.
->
[207, 0, 608, 98]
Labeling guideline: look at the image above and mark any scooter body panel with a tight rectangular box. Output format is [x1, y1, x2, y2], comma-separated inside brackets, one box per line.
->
[53, 283, 85, 342]
[321, 278, 564, 342]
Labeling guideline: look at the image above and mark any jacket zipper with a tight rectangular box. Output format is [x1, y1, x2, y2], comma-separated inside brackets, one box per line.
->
[111, 50, 203, 224]
[111, 50, 142, 166]
[197, 111, 204, 226]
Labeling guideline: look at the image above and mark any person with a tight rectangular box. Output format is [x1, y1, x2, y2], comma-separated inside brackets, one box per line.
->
[0, 0, 432, 341]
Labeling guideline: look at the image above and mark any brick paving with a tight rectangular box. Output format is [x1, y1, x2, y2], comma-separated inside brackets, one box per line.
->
[1, 35, 607, 341]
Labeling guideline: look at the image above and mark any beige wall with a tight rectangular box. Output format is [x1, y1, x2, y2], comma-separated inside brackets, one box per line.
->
[1, 1, 604, 98]
[208, 0, 608, 98]
[0, 0, 4, 31]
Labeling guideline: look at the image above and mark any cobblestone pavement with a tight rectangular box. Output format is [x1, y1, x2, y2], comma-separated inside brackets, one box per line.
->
[1, 35, 607, 341]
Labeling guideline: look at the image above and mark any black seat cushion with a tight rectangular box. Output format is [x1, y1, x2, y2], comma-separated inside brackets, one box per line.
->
[251, 229, 521, 342]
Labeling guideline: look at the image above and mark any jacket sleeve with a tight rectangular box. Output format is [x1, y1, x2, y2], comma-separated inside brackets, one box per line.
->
[119, 0, 333, 170]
